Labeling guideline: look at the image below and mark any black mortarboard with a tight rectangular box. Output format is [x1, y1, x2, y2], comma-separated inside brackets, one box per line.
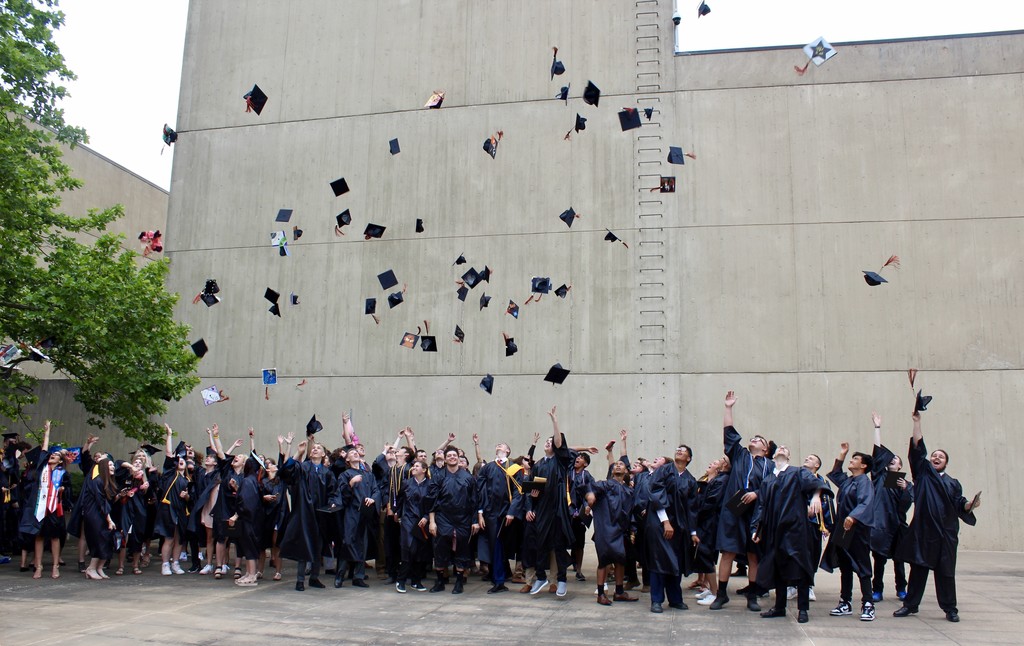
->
[583, 81, 600, 106]
[400, 332, 418, 349]
[336, 210, 352, 228]
[162, 124, 177, 145]
[559, 207, 577, 228]
[505, 336, 518, 357]
[2, 432, 19, 440]
[415, 219, 424, 233]
[269, 303, 281, 317]
[454, 325, 465, 342]
[37, 337, 56, 350]
[454, 254, 467, 265]
[618, 108, 642, 131]
[479, 266, 492, 282]
[863, 271, 887, 286]
[557, 85, 570, 103]
[172, 440, 187, 459]
[293, 226, 302, 241]
[605, 230, 623, 243]
[507, 300, 519, 319]
[388, 291, 404, 308]
[554, 284, 570, 298]
[203, 279, 220, 295]
[275, 209, 293, 223]
[365, 298, 377, 315]
[140, 444, 161, 456]
[457, 286, 469, 302]
[264, 288, 280, 304]
[306, 415, 323, 435]
[244, 84, 268, 115]
[698, 2, 711, 17]
[915, 390, 933, 413]
[420, 336, 437, 352]
[480, 374, 494, 394]
[644, 107, 654, 120]
[364, 223, 386, 239]
[191, 339, 208, 358]
[205, 446, 217, 457]
[330, 177, 350, 197]
[479, 293, 491, 310]
[200, 292, 220, 307]
[659, 177, 676, 193]
[551, 47, 565, 79]
[462, 268, 481, 288]
[531, 277, 551, 294]
[483, 137, 497, 159]
[378, 270, 399, 290]
[573, 113, 587, 133]
[389, 138, 400, 155]
[544, 363, 570, 384]
[667, 146, 686, 165]
[289, 293, 299, 306]
[279, 244, 288, 257]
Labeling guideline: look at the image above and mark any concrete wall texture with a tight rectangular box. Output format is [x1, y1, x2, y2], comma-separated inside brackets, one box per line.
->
[160, 2, 1023, 551]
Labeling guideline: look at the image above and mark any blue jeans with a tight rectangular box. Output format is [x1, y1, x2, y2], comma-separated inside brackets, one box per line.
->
[650, 571, 682, 605]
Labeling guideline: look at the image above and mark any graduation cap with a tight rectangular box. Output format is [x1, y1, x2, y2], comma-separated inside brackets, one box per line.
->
[554, 284, 570, 298]
[479, 293, 491, 310]
[378, 270, 399, 290]
[483, 131, 503, 159]
[698, 1, 711, 17]
[618, 108, 642, 131]
[558, 207, 579, 228]
[657, 177, 676, 193]
[556, 85, 570, 103]
[265, 288, 280, 304]
[400, 332, 419, 349]
[454, 325, 465, 343]
[2, 432, 19, 440]
[275, 209, 293, 223]
[573, 113, 586, 133]
[462, 268, 482, 288]
[582, 81, 600, 106]
[457, 286, 469, 302]
[290, 293, 299, 306]
[335, 210, 352, 229]
[915, 390, 933, 413]
[504, 336, 518, 357]
[388, 291, 404, 308]
[544, 363, 570, 384]
[365, 298, 377, 315]
[862, 271, 887, 286]
[140, 444, 161, 456]
[531, 277, 551, 294]
[364, 223, 386, 239]
[453, 254, 467, 266]
[200, 292, 220, 307]
[415, 219, 424, 233]
[804, 36, 837, 66]
[292, 225, 303, 240]
[201, 385, 223, 406]
[521, 477, 547, 493]
[162, 124, 177, 146]
[424, 90, 445, 108]
[605, 230, 629, 248]
[306, 415, 323, 435]
[389, 138, 400, 155]
[479, 266, 492, 282]
[420, 336, 437, 352]
[550, 46, 565, 79]
[667, 146, 686, 165]
[480, 374, 494, 395]
[244, 84, 268, 115]
[330, 177, 350, 197]
[507, 300, 519, 318]
[191, 339, 208, 358]
[644, 107, 654, 120]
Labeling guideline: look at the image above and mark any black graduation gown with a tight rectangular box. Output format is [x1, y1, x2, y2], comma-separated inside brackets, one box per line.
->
[278, 458, 336, 562]
[17, 449, 48, 537]
[115, 466, 149, 545]
[212, 456, 241, 527]
[236, 473, 262, 552]
[896, 437, 976, 576]
[526, 440, 574, 553]
[477, 460, 524, 554]
[869, 444, 914, 557]
[822, 467, 874, 576]
[644, 463, 698, 577]
[80, 471, 113, 560]
[333, 466, 380, 562]
[187, 467, 219, 533]
[153, 458, 190, 539]
[588, 479, 633, 564]
[693, 472, 729, 572]
[259, 476, 287, 548]
[716, 425, 771, 555]
[65, 449, 94, 538]
[569, 465, 596, 529]
[396, 476, 432, 562]
[752, 466, 825, 588]
[426, 467, 477, 539]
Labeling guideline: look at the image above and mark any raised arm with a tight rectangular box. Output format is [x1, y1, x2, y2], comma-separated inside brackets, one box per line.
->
[163, 423, 174, 455]
[872, 412, 882, 447]
[723, 391, 736, 428]
[472, 433, 483, 465]
[248, 427, 255, 452]
[341, 410, 354, 444]
[41, 419, 51, 451]
[402, 427, 415, 452]
[435, 432, 455, 455]
[549, 407, 561, 448]
[212, 424, 224, 458]
[911, 411, 922, 447]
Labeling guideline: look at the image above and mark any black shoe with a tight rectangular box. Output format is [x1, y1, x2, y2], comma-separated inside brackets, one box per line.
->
[334, 577, 343, 588]
[487, 584, 509, 594]
[295, 581, 305, 591]
[736, 584, 750, 595]
[746, 595, 761, 612]
[893, 606, 918, 618]
[308, 577, 325, 589]
[410, 582, 427, 591]
[452, 579, 464, 594]
[396, 582, 406, 593]
[668, 602, 688, 610]
[946, 611, 960, 623]
[78, 561, 86, 573]
[709, 596, 730, 610]
[798, 610, 809, 623]
[430, 581, 445, 593]
[324, 568, 336, 575]
[650, 602, 663, 613]
[761, 607, 786, 618]
[575, 572, 586, 582]
[351, 579, 369, 588]
[188, 565, 201, 574]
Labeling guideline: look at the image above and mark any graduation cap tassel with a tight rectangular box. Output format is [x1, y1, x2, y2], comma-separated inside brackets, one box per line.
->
[686, 152, 697, 160]
[907, 369, 917, 389]
[296, 379, 308, 389]
[264, 387, 269, 401]
[881, 255, 901, 270]
[192, 293, 202, 305]
[794, 62, 811, 76]
[423, 320, 429, 334]
[525, 294, 535, 305]
[245, 96, 255, 113]
[372, 315, 380, 325]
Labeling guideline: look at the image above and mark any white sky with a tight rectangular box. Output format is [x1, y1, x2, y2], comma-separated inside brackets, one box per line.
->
[50, 0, 1024, 191]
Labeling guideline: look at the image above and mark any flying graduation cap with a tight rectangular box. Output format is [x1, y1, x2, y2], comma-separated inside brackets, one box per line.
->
[480, 374, 494, 395]
[330, 177, 350, 197]
[306, 415, 323, 435]
[698, 2, 711, 17]
[554, 284, 571, 299]
[162, 124, 177, 146]
[914, 390, 933, 413]
[558, 207, 580, 228]
[265, 288, 282, 317]
[454, 325, 465, 343]
[415, 219, 424, 233]
[483, 131, 504, 159]
[605, 230, 629, 248]
[461, 268, 482, 289]
[479, 293, 491, 310]
[275, 209, 293, 223]
[556, 85, 570, 104]
[550, 47, 565, 79]
[643, 107, 654, 120]
[378, 270, 399, 290]
[292, 225, 303, 240]
[424, 90, 445, 108]
[420, 336, 437, 352]
[335, 209, 352, 236]
[195, 278, 220, 307]
[565, 114, 586, 140]
[364, 223, 386, 239]
[796, 37, 837, 75]
[457, 286, 469, 302]
[618, 108, 642, 131]
[863, 255, 900, 286]
[507, 300, 519, 318]
[654, 177, 676, 193]
[388, 291, 404, 308]
[544, 363, 570, 385]
[582, 81, 601, 106]
[191, 339, 208, 358]
[503, 333, 518, 357]
[667, 146, 697, 165]
[453, 254, 467, 266]
[389, 138, 401, 155]
[531, 277, 552, 294]
[244, 84, 268, 115]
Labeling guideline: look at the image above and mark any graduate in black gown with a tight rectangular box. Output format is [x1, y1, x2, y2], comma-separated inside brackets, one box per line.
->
[395, 459, 432, 592]
[21, 421, 67, 580]
[258, 446, 288, 581]
[332, 444, 381, 588]
[631, 455, 663, 592]
[568, 451, 595, 581]
[64, 433, 98, 572]
[189, 442, 221, 575]
[475, 439, 524, 594]
[868, 413, 914, 602]
[231, 453, 263, 586]
[710, 391, 773, 612]
[894, 411, 979, 622]
[373, 430, 413, 585]
[824, 442, 876, 621]
[693, 455, 730, 602]
[279, 436, 335, 591]
[645, 445, 699, 613]
[154, 424, 191, 577]
[586, 458, 639, 606]
[751, 453, 825, 623]
[116, 455, 152, 575]
[211, 431, 246, 578]
[426, 445, 479, 594]
[81, 457, 118, 580]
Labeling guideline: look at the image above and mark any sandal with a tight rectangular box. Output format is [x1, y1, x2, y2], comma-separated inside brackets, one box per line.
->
[32, 566, 42, 580]
[51, 568, 60, 580]
[115, 567, 124, 576]
[214, 570, 223, 580]
[273, 571, 282, 581]
[233, 567, 242, 579]
[256, 571, 263, 580]
[133, 568, 142, 575]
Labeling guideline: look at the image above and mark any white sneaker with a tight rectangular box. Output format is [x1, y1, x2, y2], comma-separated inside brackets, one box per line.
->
[200, 564, 214, 575]
[808, 587, 817, 602]
[556, 581, 567, 597]
[198, 551, 205, 562]
[593, 583, 608, 595]
[787, 586, 798, 600]
[178, 551, 188, 561]
[698, 595, 716, 606]
[530, 579, 549, 595]
[696, 588, 713, 599]
[171, 561, 185, 575]
[161, 562, 172, 576]
[220, 565, 230, 575]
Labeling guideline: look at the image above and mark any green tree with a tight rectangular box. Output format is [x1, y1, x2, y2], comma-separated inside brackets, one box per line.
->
[0, 0, 198, 441]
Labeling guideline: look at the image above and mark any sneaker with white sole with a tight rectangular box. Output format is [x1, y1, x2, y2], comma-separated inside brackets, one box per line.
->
[695, 588, 712, 599]
[787, 586, 797, 600]
[161, 562, 172, 576]
[698, 595, 716, 606]
[200, 564, 214, 575]
[860, 602, 875, 622]
[220, 565, 230, 575]
[171, 561, 185, 575]
[556, 581, 568, 597]
[830, 601, 853, 616]
[808, 587, 816, 602]
[530, 579, 549, 595]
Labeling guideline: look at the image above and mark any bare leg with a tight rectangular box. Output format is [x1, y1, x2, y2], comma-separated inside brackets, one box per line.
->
[50, 538, 60, 578]
[33, 536, 43, 578]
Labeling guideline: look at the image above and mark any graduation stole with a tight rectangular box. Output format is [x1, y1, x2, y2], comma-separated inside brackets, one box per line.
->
[162, 471, 191, 516]
[35, 463, 65, 521]
[502, 462, 523, 500]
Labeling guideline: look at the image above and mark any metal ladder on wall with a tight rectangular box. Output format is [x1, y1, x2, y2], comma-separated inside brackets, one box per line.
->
[635, 0, 666, 365]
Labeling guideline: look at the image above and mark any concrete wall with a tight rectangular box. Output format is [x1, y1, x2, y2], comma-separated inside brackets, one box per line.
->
[164, 0, 1023, 550]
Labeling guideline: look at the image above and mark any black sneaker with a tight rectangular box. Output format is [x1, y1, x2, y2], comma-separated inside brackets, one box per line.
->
[860, 602, 875, 622]
[746, 595, 761, 612]
[709, 595, 730, 610]
[830, 601, 853, 616]
[396, 582, 407, 593]
[575, 572, 586, 582]
[430, 580, 445, 593]
[308, 577, 325, 589]
[410, 582, 427, 591]
[295, 581, 305, 591]
[351, 579, 369, 588]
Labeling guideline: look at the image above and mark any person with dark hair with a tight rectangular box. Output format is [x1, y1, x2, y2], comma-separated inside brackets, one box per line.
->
[894, 411, 980, 622]
[258, 447, 288, 581]
[426, 445, 479, 594]
[229, 441, 263, 587]
[645, 444, 699, 613]
[631, 455, 663, 593]
[332, 444, 380, 588]
[374, 428, 414, 585]
[790, 452, 833, 603]
[868, 412, 914, 602]
[525, 407, 575, 598]
[395, 459, 432, 592]
[20, 421, 67, 580]
[114, 454, 152, 575]
[824, 441, 876, 621]
[153, 423, 192, 577]
[81, 457, 118, 580]
[191, 436, 222, 575]
[279, 434, 335, 591]
[569, 450, 595, 581]
[585, 458, 637, 606]
[475, 437, 523, 594]
[693, 455, 730, 604]
[211, 427, 246, 580]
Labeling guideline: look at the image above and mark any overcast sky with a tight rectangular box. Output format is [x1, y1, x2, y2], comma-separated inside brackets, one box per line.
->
[51, 0, 1024, 191]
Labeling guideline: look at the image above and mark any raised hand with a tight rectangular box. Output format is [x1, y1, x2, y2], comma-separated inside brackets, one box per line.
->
[724, 391, 737, 408]
[871, 412, 882, 428]
[547, 406, 557, 422]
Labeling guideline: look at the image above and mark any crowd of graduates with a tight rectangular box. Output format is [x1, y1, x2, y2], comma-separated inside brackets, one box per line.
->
[0, 392, 980, 623]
